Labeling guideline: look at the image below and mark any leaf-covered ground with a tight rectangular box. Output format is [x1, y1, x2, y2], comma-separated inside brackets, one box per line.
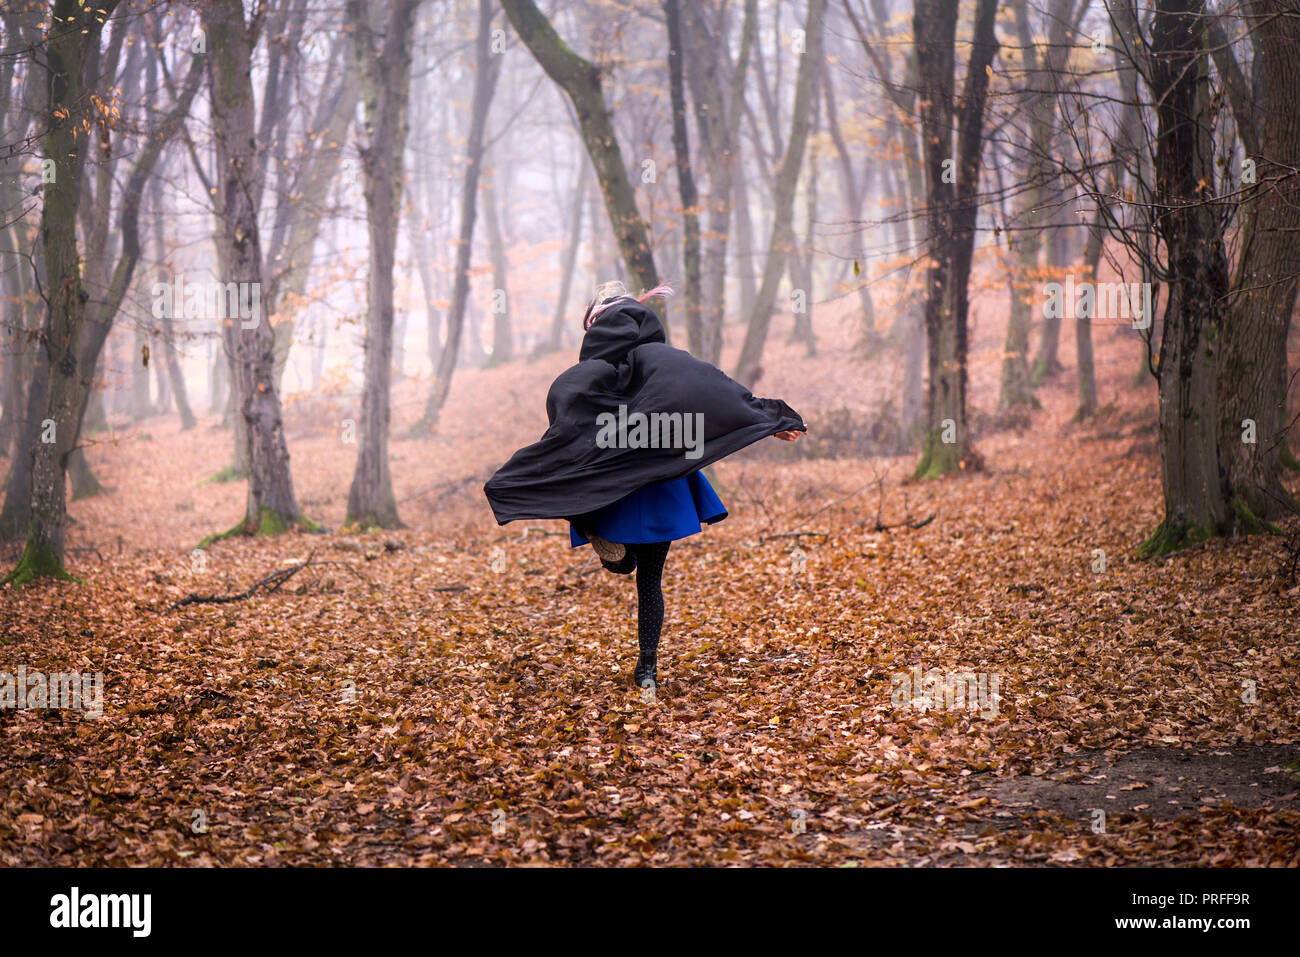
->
[2, 308, 1298, 866]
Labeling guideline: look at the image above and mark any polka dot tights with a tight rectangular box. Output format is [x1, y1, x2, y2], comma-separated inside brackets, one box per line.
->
[631, 541, 670, 684]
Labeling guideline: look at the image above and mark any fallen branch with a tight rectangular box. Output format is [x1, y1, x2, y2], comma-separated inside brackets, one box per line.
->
[873, 512, 936, 533]
[171, 552, 366, 608]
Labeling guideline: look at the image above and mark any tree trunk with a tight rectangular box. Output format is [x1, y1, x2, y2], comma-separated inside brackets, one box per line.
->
[733, 0, 826, 385]
[665, 0, 702, 357]
[415, 0, 500, 434]
[343, 0, 422, 530]
[157, 158, 197, 431]
[1032, 224, 1069, 383]
[4, 0, 120, 584]
[1214, 0, 1300, 524]
[153, 331, 171, 413]
[131, 326, 153, 420]
[821, 56, 876, 350]
[912, 0, 998, 478]
[1074, 218, 1102, 421]
[501, 0, 662, 318]
[270, 70, 362, 396]
[681, 0, 758, 363]
[209, 340, 226, 417]
[0, 260, 31, 461]
[1139, 0, 1232, 555]
[162, 312, 196, 430]
[312, 312, 328, 391]
[408, 82, 443, 373]
[732, 164, 757, 323]
[484, 163, 513, 366]
[788, 76, 820, 357]
[0, 225, 42, 543]
[544, 160, 589, 353]
[1000, 0, 1072, 412]
[204, 0, 305, 537]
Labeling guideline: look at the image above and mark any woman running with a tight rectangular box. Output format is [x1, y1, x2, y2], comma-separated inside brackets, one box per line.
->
[484, 281, 805, 689]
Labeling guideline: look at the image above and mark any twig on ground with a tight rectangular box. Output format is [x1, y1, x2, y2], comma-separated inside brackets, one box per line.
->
[873, 512, 936, 532]
[171, 551, 366, 608]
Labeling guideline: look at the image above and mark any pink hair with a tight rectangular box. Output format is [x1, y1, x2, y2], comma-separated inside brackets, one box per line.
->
[583, 281, 675, 330]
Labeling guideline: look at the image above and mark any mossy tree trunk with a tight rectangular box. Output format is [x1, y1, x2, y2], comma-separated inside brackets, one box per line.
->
[4, 0, 121, 586]
[912, 0, 958, 476]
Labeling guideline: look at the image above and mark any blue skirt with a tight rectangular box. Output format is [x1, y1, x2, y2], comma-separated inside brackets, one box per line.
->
[569, 471, 727, 546]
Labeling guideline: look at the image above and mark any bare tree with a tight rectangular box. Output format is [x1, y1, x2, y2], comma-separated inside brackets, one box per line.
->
[413, 0, 501, 435]
[997, 0, 1078, 416]
[202, 0, 308, 539]
[664, 0, 702, 355]
[484, 149, 513, 366]
[733, 0, 827, 385]
[343, 0, 423, 529]
[681, 0, 758, 362]
[911, 0, 998, 479]
[501, 0, 663, 313]
[541, 159, 590, 354]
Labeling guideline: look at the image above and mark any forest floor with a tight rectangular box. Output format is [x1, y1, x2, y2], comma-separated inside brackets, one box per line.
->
[2, 300, 1298, 866]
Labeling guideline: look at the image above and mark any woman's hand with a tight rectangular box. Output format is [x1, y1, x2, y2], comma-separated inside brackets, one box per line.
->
[773, 430, 804, 442]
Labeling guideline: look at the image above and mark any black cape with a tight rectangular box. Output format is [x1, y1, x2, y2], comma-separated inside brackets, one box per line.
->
[483, 297, 805, 525]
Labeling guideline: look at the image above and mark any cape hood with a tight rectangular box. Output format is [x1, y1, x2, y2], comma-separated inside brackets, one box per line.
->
[483, 297, 805, 525]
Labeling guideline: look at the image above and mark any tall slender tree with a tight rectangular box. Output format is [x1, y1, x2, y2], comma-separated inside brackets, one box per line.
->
[202, 0, 308, 539]
[414, 0, 501, 434]
[342, 0, 423, 529]
[733, 0, 827, 385]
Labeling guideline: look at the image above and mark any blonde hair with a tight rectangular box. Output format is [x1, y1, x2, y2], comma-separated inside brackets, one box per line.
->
[582, 280, 674, 330]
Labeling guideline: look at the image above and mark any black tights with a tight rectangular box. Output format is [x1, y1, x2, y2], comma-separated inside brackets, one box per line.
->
[631, 541, 670, 659]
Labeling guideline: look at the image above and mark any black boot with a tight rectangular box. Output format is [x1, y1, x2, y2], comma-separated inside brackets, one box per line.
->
[601, 550, 637, 575]
[634, 652, 658, 688]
